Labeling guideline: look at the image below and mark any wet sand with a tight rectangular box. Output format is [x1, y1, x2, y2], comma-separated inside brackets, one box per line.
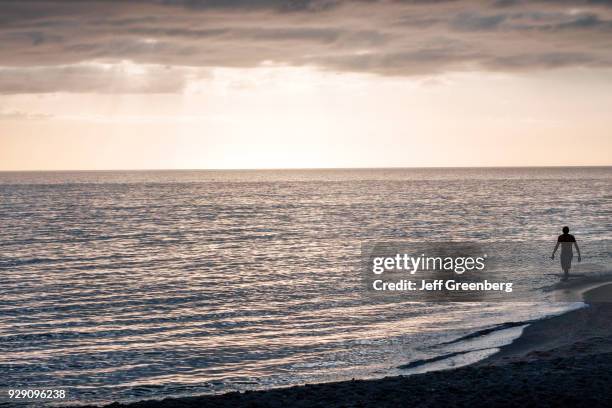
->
[479, 282, 612, 365]
[84, 282, 612, 408]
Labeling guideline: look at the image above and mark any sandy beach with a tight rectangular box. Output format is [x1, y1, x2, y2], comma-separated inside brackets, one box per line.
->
[79, 280, 612, 408]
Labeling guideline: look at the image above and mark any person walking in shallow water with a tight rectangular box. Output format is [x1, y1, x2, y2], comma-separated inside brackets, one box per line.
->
[551, 226, 581, 281]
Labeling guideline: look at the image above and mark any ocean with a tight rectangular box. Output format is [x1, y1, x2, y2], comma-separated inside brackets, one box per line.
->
[1, 167, 611, 405]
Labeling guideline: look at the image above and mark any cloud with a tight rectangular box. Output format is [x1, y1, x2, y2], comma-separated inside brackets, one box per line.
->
[0, 111, 228, 123]
[0, 109, 52, 120]
[0, 62, 207, 94]
[0, 0, 612, 93]
[451, 12, 508, 30]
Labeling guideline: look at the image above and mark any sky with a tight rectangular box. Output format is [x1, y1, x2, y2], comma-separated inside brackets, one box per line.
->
[1, 0, 611, 170]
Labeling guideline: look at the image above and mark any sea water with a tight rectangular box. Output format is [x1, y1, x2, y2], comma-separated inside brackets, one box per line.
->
[1, 167, 610, 405]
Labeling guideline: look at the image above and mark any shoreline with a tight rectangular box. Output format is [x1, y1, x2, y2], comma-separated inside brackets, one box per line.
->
[477, 281, 612, 366]
[81, 280, 612, 408]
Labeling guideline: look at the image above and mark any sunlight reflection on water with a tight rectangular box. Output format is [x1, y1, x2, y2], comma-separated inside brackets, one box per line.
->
[0, 167, 610, 405]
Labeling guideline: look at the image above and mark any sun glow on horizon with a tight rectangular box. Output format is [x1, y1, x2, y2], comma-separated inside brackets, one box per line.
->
[1, 63, 612, 171]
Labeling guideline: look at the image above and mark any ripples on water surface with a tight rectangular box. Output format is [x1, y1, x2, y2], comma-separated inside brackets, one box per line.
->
[1, 168, 611, 405]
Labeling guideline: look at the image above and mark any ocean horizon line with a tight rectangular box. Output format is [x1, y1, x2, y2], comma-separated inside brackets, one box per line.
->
[1, 165, 611, 173]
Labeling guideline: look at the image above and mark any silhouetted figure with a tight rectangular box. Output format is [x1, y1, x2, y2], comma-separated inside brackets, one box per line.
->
[551, 226, 581, 281]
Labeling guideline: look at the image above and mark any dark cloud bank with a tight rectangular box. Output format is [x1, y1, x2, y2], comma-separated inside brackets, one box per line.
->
[1, 0, 612, 93]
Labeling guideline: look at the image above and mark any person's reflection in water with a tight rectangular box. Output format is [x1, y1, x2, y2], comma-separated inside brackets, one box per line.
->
[551, 226, 581, 281]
